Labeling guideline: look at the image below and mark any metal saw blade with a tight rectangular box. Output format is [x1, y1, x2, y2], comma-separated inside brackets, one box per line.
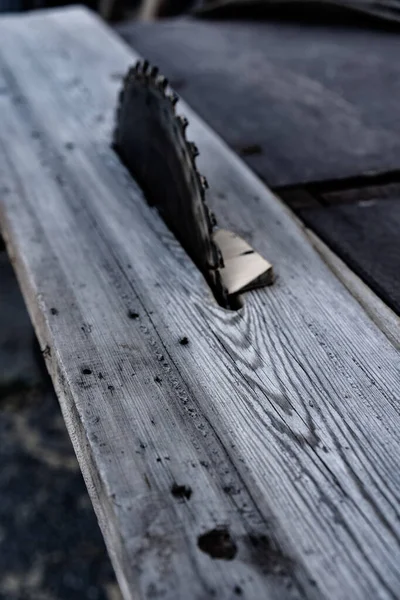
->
[113, 60, 228, 306]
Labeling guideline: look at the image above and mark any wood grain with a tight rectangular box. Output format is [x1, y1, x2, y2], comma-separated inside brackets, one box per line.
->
[300, 194, 400, 315]
[1, 8, 400, 600]
[280, 181, 400, 315]
[305, 229, 400, 350]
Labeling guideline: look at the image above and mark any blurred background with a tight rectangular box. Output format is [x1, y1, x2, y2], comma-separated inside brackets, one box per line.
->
[2, 0, 400, 24]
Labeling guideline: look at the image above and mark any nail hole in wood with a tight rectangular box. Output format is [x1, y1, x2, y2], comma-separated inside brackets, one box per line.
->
[198, 527, 237, 560]
[171, 483, 192, 500]
[127, 310, 139, 320]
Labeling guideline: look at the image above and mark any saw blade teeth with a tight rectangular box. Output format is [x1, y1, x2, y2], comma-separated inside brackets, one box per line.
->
[169, 92, 179, 107]
[177, 116, 188, 131]
[134, 61, 141, 74]
[150, 65, 159, 78]
[200, 175, 209, 189]
[188, 142, 199, 158]
[205, 204, 217, 229]
[160, 76, 169, 90]
[142, 59, 150, 74]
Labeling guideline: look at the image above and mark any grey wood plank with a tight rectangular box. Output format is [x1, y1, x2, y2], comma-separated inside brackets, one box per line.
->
[1, 7, 400, 600]
[116, 18, 400, 188]
[299, 195, 400, 315]
[280, 182, 400, 315]
[304, 229, 400, 350]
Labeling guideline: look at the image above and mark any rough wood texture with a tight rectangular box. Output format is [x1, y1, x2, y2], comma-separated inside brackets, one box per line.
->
[117, 18, 400, 188]
[300, 193, 400, 315]
[1, 8, 400, 600]
[305, 229, 400, 350]
[280, 182, 400, 315]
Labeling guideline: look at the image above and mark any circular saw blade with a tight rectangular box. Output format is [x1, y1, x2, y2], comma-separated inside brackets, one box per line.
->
[113, 60, 228, 307]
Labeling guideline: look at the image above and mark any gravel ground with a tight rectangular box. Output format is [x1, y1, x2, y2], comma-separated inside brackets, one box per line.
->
[0, 248, 121, 600]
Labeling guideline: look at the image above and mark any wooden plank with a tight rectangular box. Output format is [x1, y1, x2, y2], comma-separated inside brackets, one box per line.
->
[280, 182, 400, 315]
[299, 192, 400, 315]
[117, 18, 400, 188]
[305, 229, 400, 350]
[1, 7, 400, 600]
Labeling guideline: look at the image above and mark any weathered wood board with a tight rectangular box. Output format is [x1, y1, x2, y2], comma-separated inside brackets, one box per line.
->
[1, 7, 400, 600]
[299, 189, 400, 315]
